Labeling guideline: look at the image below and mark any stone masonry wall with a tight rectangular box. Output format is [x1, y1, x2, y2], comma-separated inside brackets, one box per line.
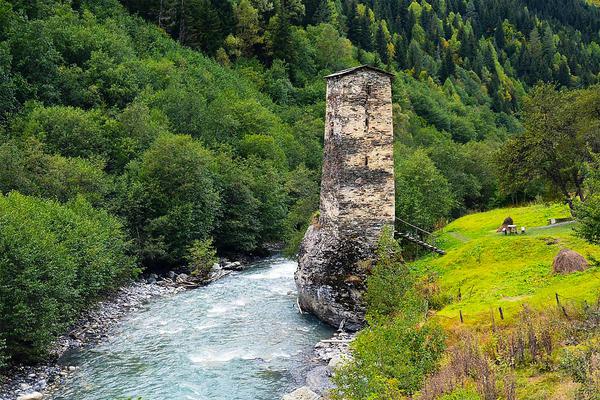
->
[320, 69, 395, 238]
[295, 67, 395, 331]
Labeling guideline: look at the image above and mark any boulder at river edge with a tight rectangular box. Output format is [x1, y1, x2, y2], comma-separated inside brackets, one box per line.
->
[282, 386, 320, 400]
[17, 393, 43, 400]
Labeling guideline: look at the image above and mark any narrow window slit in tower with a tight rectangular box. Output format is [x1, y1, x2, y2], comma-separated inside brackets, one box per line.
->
[365, 156, 368, 166]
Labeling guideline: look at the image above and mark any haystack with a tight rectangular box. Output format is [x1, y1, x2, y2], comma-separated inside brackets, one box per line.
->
[553, 249, 588, 274]
[496, 216, 514, 232]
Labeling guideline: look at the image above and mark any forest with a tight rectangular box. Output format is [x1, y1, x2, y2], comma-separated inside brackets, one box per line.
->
[0, 0, 599, 392]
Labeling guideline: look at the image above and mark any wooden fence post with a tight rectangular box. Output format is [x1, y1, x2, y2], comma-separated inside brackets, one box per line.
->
[556, 293, 569, 318]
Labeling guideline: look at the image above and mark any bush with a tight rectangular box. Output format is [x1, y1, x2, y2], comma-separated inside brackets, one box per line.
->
[0, 192, 137, 363]
[13, 105, 121, 166]
[332, 318, 446, 399]
[438, 388, 481, 400]
[116, 134, 220, 267]
[576, 195, 600, 245]
[0, 139, 112, 206]
[332, 227, 446, 399]
[365, 226, 426, 322]
[186, 239, 218, 279]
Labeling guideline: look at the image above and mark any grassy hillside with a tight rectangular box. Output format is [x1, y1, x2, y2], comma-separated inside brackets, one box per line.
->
[412, 204, 600, 327]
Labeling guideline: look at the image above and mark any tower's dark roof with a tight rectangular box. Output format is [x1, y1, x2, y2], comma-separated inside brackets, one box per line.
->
[325, 65, 395, 80]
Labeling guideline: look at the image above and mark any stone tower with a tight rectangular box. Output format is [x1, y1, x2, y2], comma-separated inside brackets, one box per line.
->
[295, 66, 395, 331]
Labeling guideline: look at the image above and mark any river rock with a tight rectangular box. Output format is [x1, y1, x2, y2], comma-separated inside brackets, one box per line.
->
[328, 353, 350, 370]
[223, 261, 243, 271]
[175, 273, 189, 283]
[17, 392, 44, 400]
[167, 271, 176, 279]
[282, 386, 320, 400]
[306, 365, 334, 394]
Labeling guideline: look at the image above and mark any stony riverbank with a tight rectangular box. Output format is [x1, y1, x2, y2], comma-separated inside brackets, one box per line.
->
[283, 331, 355, 400]
[0, 261, 244, 400]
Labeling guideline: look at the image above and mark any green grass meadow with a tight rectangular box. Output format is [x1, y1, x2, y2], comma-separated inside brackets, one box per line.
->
[411, 203, 600, 328]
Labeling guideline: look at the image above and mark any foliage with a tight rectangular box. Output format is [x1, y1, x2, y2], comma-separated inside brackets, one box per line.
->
[366, 226, 426, 321]
[333, 318, 446, 399]
[0, 139, 111, 206]
[116, 134, 220, 267]
[395, 148, 455, 232]
[576, 195, 600, 245]
[185, 238, 218, 279]
[0, 192, 136, 363]
[283, 164, 320, 256]
[497, 85, 600, 212]
[438, 388, 481, 400]
[332, 226, 446, 399]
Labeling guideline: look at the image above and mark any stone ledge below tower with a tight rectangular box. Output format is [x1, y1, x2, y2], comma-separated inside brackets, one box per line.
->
[295, 224, 376, 331]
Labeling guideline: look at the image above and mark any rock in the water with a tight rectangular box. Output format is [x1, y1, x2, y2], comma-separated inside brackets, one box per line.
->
[282, 386, 320, 400]
[167, 271, 176, 279]
[17, 392, 44, 400]
[223, 261, 243, 271]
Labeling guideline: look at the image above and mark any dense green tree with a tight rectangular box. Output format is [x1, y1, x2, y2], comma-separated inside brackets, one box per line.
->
[0, 192, 135, 362]
[0, 139, 111, 206]
[394, 149, 455, 231]
[117, 134, 220, 267]
[497, 85, 599, 212]
[212, 154, 261, 253]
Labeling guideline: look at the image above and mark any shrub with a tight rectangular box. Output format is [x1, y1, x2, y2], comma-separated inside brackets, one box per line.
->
[332, 318, 446, 399]
[365, 226, 427, 322]
[13, 105, 121, 166]
[186, 239, 218, 279]
[576, 194, 600, 245]
[438, 388, 481, 400]
[0, 139, 112, 206]
[332, 227, 446, 399]
[0, 192, 137, 363]
[116, 134, 220, 267]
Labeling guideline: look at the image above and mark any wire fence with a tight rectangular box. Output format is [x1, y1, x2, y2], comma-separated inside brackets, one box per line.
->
[432, 290, 600, 325]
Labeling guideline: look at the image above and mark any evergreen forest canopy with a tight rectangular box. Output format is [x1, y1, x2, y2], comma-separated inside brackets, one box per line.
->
[0, 0, 599, 365]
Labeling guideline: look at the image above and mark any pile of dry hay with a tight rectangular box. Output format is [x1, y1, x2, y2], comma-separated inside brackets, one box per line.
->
[496, 216, 514, 232]
[553, 249, 589, 274]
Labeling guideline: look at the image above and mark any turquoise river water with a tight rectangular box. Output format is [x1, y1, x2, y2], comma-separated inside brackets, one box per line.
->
[50, 257, 332, 400]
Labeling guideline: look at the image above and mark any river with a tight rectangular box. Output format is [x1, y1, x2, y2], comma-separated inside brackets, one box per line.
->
[49, 257, 333, 400]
